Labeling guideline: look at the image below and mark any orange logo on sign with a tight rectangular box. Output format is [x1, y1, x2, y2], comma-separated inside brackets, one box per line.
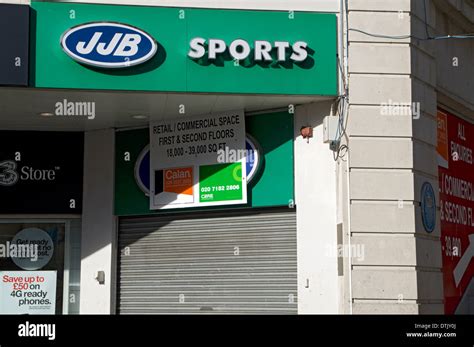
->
[164, 167, 193, 195]
[437, 110, 449, 168]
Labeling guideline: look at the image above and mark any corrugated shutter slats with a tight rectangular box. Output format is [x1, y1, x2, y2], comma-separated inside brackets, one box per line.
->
[118, 209, 297, 314]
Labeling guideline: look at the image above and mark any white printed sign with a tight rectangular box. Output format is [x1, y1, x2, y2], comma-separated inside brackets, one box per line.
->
[11, 228, 54, 270]
[150, 110, 247, 209]
[0, 271, 57, 314]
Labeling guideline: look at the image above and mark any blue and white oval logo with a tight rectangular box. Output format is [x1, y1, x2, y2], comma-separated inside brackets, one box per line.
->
[60, 22, 158, 68]
[134, 135, 262, 196]
[421, 182, 436, 233]
[245, 134, 262, 183]
[134, 144, 151, 196]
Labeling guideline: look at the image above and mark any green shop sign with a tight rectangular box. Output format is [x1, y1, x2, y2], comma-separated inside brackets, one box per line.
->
[115, 112, 294, 215]
[31, 2, 337, 95]
[199, 163, 243, 203]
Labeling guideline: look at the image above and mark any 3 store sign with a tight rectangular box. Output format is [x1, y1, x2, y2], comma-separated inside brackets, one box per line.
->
[60, 21, 309, 68]
[0, 160, 59, 186]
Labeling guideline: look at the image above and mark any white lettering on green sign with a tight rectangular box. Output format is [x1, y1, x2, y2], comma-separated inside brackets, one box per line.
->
[188, 38, 308, 62]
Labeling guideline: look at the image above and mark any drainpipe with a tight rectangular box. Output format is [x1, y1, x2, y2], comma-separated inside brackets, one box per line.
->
[344, 0, 353, 315]
[338, 0, 353, 315]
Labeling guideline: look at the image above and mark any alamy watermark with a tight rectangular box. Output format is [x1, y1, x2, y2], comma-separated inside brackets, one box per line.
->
[54, 99, 96, 119]
[380, 99, 420, 119]
[0, 242, 38, 262]
[18, 321, 55, 341]
[217, 146, 256, 164]
[325, 243, 365, 261]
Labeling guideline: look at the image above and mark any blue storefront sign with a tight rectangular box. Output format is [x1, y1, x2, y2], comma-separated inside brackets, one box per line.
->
[0, 4, 29, 86]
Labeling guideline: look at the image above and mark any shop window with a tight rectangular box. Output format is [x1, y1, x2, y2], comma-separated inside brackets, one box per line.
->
[0, 220, 81, 315]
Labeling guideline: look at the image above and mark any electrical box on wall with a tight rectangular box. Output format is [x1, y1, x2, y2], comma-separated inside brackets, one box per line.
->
[323, 116, 339, 143]
[323, 116, 340, 151]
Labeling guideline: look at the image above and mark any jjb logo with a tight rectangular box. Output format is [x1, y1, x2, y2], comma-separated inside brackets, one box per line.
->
[60, 22, 158, 68]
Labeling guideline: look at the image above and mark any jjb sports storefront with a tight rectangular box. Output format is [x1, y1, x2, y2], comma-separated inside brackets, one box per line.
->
[4, 2, 338, 314]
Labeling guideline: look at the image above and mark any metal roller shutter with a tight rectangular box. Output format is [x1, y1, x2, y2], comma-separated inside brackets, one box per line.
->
[118, 208, 297, 314]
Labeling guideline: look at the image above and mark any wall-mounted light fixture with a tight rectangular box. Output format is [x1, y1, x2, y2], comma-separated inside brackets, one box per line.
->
[95, 271, 105, 285]
[300, 126, 313, 143]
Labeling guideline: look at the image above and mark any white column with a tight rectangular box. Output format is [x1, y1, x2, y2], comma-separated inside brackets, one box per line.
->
[295, 101, 339, 313]
[80, 129, 116, 314]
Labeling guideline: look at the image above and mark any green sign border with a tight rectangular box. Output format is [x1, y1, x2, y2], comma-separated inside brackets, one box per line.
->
[31, 2, 337, 95]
